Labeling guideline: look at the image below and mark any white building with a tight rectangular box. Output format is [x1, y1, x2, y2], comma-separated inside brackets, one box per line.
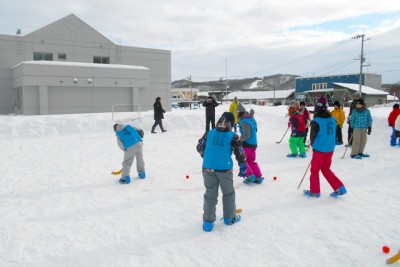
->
[0, 14, 171, 115]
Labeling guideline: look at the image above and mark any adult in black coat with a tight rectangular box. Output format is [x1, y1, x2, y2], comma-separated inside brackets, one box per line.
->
[202, 96, 220, 131]
[151, 97, 167, 133]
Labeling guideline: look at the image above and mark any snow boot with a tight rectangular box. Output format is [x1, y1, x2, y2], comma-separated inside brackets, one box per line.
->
[202, 221, 214, 232]
[138, 172, 146, 179]
[299, 153, 307, 158]
[119, 176, 131, 184]
[330, 185, 347, 198]
[254, 177, 264, 184]
[358, 153, 370, 158]
[287, 153, 298, 158]
[350, 154, 362, 159]
[223, 214, 241, 225]
[243, 174, 256, 184]
[303, 190, 321, 198]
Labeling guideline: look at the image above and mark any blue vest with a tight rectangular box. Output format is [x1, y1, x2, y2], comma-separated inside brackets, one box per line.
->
[116, 125, 142, 150]
[313, 117, 336, 152]
[239, 117, 257, 145]
[202, 130, 235, 171]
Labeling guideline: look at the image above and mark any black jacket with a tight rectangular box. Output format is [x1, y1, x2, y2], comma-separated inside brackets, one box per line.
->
[153, 101, 165, 120]
[202, 99, 219, 117]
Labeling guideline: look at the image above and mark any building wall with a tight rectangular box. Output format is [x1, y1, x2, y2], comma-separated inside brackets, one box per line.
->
[0, 14, 171, 115]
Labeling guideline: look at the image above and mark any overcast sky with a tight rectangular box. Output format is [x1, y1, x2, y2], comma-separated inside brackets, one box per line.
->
[1, 0, 400, 83]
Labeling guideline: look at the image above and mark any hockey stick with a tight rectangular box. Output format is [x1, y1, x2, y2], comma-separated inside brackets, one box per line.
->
[387, 249, 400, 264]
[297, 160, 312, 189]
[276, 127, 290, 144]
[111, 169, 122, 175]
[341, 135, 353, 159]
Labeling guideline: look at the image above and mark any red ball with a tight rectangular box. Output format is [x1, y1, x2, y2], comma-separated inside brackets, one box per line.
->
[186, 175, 189, 179]
[273, 176, 277, 181]
[382, 246, 390, 254]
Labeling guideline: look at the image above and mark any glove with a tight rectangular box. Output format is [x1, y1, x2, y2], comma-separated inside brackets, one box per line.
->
[367, 127, 371, 135]
[339, 124, 343, 129]
[291, 131, 297, 136]
[238, 163, 247, 178]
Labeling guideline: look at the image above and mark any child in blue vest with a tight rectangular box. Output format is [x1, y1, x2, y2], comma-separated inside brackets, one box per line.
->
[196, 112, 247, 232]
[114, 123, 146, 184]
[303, 96, 347, 198]
[236, 104, 264, 184]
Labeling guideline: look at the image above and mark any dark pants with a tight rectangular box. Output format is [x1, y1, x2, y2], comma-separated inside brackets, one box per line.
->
[336, 125, 343, 143]
[151, 119, 165, 132]
[347, 126, 353, 145]
[205, 116, 215, 132]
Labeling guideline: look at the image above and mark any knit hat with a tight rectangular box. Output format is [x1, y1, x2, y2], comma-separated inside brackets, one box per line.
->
[216, 112, 235, 131]
[355, 99, 364, 106]
[353, 92, 361, 98]
[300, 101, 306, 106]
[236, 103, 246, 113]
[333, 101, 340, 107]
[315, 95, 328, 111]
[393, 103, 399, 109]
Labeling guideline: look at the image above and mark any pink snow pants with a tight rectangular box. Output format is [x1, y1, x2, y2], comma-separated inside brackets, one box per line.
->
[244, 147, 263, 178]
[309, 151, 343, 194]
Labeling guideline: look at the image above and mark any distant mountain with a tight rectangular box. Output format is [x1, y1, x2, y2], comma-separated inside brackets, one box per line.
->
[172, 74, 299, 92]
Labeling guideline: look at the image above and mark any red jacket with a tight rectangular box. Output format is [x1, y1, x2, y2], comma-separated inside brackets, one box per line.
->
[388, 108, 400, 127]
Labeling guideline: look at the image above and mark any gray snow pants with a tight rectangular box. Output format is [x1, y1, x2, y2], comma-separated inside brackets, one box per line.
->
[351, 129, 367, 156]
[203, 171, 236, 223]
[121, 141, 145, 177]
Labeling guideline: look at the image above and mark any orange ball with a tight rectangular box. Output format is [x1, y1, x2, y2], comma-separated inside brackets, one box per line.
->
[382, 246, 390, 254]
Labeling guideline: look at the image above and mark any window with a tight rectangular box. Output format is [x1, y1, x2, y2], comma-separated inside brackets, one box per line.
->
[58, 53, 66, 61]
[312, 83, 327, 90]
[93, 56, 110, 64]
[33, 52, 53, 61]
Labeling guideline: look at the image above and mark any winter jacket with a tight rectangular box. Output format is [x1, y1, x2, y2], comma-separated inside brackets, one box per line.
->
[388, 108, 400, 127]
[229, 101, 239, 124]
[239, 115, 257, 148]
[289, 112, 306, 137]
[197, 129, 246, 172]
[299, 107, 311, 127]
[153, 101, 165, 120]
[115, 124, 143, 150]
[203, 99, 219, 117]
[310, 111, 336, 152]
[395, 115, 400, 131]
[350, 107, 372, 129]
[331, 107, 346, 127]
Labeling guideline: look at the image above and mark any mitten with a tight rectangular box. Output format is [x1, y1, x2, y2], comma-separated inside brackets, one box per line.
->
[291, 131, 297, 136]
[238, 163, 247, 178]
[367, 127, 371, 135]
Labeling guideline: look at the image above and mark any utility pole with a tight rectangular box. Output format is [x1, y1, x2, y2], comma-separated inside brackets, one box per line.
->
[351, 34, 368, 93]
[225, 57, 228, 103]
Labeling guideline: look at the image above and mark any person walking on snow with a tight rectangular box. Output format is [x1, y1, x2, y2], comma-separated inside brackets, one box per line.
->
[287, 105, 307, 158]
[114, 123, 146, 184]
[229, 96, 239, 132]
[303, 97, 347, 198]
[151, 97, 167, 133]
[388, 103, 400, 146]
[202, 96, 220, 132]
[331, 101, 346, 145]
[196, 112, 246, 232]
[349, 98, 373, 159]
[236, 104, 264, 184]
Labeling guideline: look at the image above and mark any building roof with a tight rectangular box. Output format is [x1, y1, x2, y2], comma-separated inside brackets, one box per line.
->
[12, 61, 148, 70]
[333, 83, 388, 95]
[223, 89, 295, 100]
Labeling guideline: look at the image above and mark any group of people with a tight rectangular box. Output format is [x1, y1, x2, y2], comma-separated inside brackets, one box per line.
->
[110, 93, 397, 233]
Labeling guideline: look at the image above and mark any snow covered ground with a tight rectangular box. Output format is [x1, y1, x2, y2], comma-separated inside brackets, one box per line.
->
[1, 103, 399, 267]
